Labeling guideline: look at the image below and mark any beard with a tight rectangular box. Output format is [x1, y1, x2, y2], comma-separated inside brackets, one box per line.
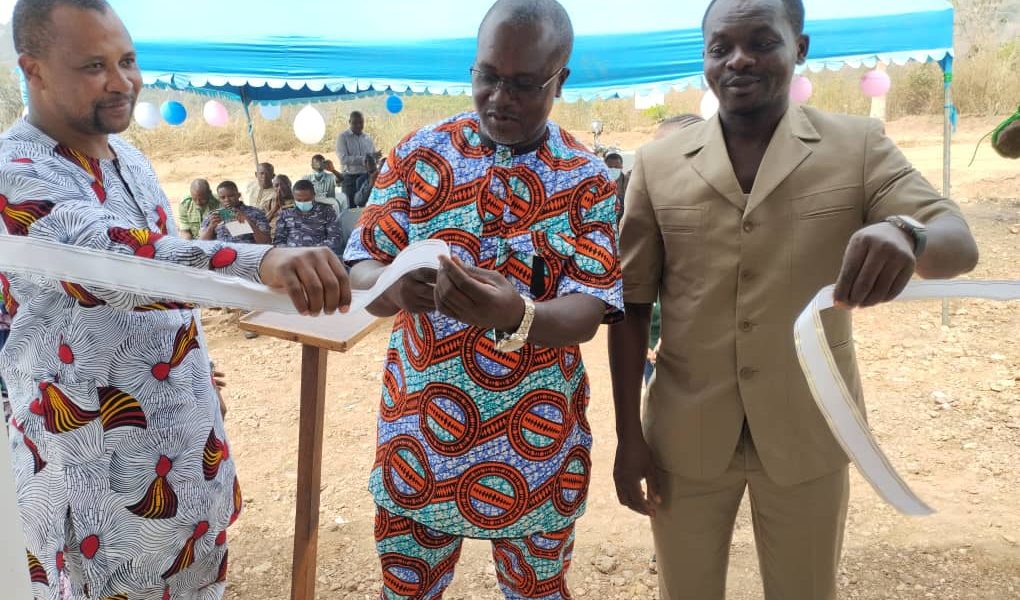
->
[82, 93, 137, 135]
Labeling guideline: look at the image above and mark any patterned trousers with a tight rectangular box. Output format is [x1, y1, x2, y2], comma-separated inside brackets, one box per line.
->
[374, 506, 575, 600]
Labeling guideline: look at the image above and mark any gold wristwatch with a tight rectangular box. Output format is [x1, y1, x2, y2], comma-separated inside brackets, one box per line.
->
[493, 294, 536, 353]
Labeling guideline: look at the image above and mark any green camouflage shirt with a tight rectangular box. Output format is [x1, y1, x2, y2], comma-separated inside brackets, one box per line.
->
[177, 195, 221, 238]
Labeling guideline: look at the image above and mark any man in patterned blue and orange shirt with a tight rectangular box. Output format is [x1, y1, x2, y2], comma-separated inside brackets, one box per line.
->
[344, 1, 622, 598]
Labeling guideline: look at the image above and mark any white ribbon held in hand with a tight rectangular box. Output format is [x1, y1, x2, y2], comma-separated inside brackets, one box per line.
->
[794, 280, 1020, 516]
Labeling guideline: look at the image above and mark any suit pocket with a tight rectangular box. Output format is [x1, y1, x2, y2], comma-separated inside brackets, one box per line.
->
[792, 189, 864, 284]
[799, 204, 856, 220]
[655, 207, 704, 292]
[656, 206, 703, 234]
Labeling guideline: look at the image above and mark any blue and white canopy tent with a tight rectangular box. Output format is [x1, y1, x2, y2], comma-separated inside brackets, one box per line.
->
[114, 0, 954, 103]
[111, 0, 957, 194]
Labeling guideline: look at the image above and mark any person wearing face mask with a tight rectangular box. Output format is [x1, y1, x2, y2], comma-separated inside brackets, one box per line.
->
[603, 152, 628, 221]
[273, 179, 343, 256]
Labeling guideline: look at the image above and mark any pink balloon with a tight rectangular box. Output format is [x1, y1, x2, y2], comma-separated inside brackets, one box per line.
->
[203, 100, 230, 127]
[860, 69, 891, 98]
[789, 75, 813, 103]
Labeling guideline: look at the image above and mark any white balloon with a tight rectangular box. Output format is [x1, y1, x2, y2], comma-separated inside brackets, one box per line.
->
[293, 105, 326, 145]
[133, 102, 161, 129]
[699, 90, 719, 120]
[259, 104, 282, 121]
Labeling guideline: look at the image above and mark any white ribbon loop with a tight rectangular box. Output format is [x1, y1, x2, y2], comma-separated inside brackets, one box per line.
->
[795, 280, 1020, 516]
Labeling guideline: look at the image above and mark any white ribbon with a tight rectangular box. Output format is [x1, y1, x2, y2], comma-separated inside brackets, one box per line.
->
[0, 237, 450, 596]
[0, 236, 450, 315]
[795, 280, 1020, 516]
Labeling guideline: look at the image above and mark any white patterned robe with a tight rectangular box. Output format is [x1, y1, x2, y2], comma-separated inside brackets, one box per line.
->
[0, 120, 270, 600]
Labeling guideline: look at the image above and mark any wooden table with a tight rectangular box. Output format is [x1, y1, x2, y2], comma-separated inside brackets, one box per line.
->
[239, 310, 379, 600]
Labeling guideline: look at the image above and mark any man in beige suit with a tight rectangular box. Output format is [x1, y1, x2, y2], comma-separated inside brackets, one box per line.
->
[608, 0, 979, 599]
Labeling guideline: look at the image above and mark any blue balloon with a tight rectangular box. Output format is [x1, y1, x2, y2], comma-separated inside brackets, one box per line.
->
[259, 103, 282, 121]
[160, 101, 188, 126]
[385, 95, 404, 114]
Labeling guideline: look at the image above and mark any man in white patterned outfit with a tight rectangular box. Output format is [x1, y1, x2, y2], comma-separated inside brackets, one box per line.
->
[0, 1, 351, 598]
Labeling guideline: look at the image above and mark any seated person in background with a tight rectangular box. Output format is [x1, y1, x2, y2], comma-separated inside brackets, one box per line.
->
[304, 154, 342, 199]
[604, 151, 628, 220]
[245, 161, 276, 212]
[200, 180, 271, 244]
[177, 178, 220, 240]
[352, 154, 383, 208]
[273, 179, 343, 256]
[303, 154, 345, 216]
[266, 173, 295, 230]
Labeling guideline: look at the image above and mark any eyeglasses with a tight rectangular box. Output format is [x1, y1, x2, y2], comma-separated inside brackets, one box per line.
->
[469, 67, 565, 98]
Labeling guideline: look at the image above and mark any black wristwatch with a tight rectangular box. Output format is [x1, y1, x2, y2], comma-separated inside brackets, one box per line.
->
[884, 215, 928, 257]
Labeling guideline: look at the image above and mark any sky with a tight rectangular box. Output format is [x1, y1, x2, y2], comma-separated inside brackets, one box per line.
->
[0, 1, 11, 25]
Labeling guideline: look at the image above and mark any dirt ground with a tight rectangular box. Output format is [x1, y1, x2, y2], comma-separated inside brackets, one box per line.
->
[154, 115, 1020, 599]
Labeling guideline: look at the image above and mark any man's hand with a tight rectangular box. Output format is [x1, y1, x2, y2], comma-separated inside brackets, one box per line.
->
[387, 268, 438, 314]
[614, 434, 662, 517]
[646, 348, 657, 365]
[833, 222, 916, 309]
[234, 210, 247, 224]
[259, 247, 352, 316]
[434, 255, 524, 331]
[200, 214, 222, 240]
[266, 195, 281, 221]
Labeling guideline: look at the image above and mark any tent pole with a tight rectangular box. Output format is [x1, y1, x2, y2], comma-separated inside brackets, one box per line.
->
[240, 89, 260, 170]
[941, 59, 953, 327]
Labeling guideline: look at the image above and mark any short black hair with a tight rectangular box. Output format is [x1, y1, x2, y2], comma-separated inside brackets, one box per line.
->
[216, 181, 239, 193]
[702, 0, 805, 35]
[311, 154, 325, 161]
[292, 180, 315, 194]
[13, 0, 111, 56]
[349, 111, 364, 120]
[479, 0, 574, 66]
[604, 152, 623, 162]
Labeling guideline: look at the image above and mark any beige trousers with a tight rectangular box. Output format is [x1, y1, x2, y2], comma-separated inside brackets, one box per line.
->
[652, 425, 849, 600]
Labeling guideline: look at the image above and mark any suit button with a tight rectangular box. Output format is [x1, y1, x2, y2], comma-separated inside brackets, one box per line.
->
[741, 270, 755, 282]
[740, 320, 755, 332]
[743, 220, 755, 233]
[740, 367, 757, 380]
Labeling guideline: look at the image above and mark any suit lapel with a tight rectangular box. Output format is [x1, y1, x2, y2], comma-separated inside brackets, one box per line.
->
[745, 106, 820, 216]
[686, 117, 748, 212]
